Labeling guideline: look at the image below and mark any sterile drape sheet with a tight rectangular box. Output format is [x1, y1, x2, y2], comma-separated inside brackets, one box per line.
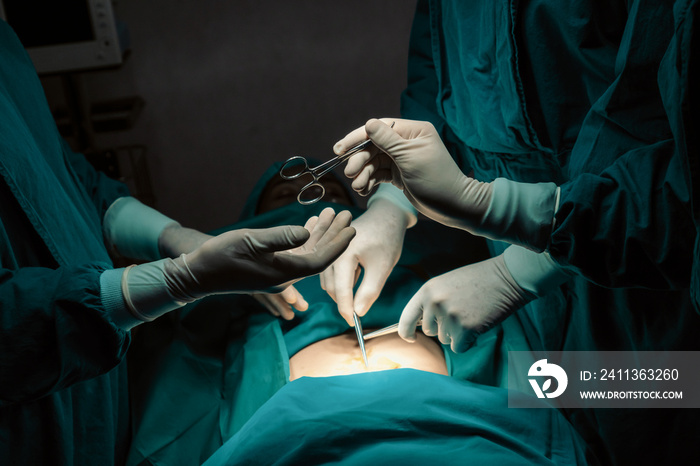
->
[202, 369, 588, 465]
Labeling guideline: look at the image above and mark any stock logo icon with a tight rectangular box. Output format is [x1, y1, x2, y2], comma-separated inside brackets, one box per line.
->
[528, 359, 568, 399]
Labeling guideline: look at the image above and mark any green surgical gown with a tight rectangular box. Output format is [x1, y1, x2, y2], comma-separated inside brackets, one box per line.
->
[401, 1, 700, 464]
[0, 20, 132, 465]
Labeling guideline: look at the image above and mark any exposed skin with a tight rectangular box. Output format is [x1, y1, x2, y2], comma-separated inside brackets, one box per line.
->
[289, 331, 447, 381]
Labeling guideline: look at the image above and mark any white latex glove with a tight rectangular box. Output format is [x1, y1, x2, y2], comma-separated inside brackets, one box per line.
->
[252, 286, 308, 320]
[397, 254, 532, 353]
[320, 198, 411, 326]
[338, 118, 489, 230]
[337, 119, 558, 251]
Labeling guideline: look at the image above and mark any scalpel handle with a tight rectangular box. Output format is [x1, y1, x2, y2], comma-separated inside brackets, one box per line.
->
[353, 312, 369, 368]
[363, 318, 423, 341]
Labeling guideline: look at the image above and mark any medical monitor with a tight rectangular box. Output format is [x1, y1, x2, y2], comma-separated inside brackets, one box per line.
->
[0, 0, 123, 74]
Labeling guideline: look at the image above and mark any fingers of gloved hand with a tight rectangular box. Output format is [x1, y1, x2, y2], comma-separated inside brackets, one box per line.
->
[298, 208, 336, 252]
[272, 293, 296, 320]
[333, 256, 361, 326]
[338, 117, 396, 178]
[274, 224, 356, 277]
[451, 329, 477, 354]
[350, 158, 393, 196]
[364, 118, 408, 156]
[260, 293, 296, 320]
[398, 290, 427, 343]
[353, 262, 390, 317]
[252, 293, 281, 317]
[420, 311, 439, 338]
[437, 317, 453, 346]
[335, 125, 375, 178]
[343, 147, 380, 179]
[302, 215, 319, 234]
[288, 215, 319, 255]
[311, 210, 354, 250]
[280, 285, 308, 312]
[334, 124, 370, 155]
[245, 225, 311, 254]
[319, 265, 335, 300]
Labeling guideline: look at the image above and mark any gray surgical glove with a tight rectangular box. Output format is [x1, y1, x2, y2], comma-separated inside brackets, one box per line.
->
[103, 208, 355, 328]
[338, 119, 559, 252]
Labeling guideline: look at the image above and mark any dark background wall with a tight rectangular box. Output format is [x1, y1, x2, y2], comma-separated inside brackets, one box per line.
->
[39, 0, 418, 232]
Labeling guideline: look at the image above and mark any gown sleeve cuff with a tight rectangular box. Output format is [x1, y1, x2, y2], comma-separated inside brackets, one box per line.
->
[502, 245, 572, 297]
[100, 268, 142, 331]
[368, 183, 418, 228]
[485, 179, 559, 251]
[103, 196, 180, 261]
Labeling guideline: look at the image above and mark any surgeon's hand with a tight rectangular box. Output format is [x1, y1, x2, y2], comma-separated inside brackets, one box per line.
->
[397, 254, 533, 353]
[338, 119, 558, 252]
[320, 198, 410, 325]
[168, 208, 356, 299]
[158, 223, 310, 320]
[338, 118, 490, 231]
[252, 286, 308, 320]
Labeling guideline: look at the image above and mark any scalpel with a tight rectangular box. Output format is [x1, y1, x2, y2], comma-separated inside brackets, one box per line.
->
[352, 312, 369, 368]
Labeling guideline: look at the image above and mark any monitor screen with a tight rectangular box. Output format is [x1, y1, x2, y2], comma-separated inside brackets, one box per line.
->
[0, 0, 123, 74]
[4, 0, 95, 48]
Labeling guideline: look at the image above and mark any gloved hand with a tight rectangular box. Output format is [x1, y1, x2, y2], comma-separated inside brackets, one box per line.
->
[397, 254, 531, 353]
[158, 222, 309, 320]
[397, 246, 571, 353]
[158, 223, 213, 258]
[248, 213, 322, 320]
[337, 118, 559, 251]
[320, 197, 412, 325]
[118, 208, 355, 324]
[252, 286, 308, 320]
[173, 208, 354, 297]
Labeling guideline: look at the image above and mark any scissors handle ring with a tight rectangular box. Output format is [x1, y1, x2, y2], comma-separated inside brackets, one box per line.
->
[280, 156, 311, 180]
[297, 181, 325, 205]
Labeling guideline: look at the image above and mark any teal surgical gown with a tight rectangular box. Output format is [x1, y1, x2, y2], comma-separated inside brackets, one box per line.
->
[0, 20, 132, 464]
[401, 1, 700, 464]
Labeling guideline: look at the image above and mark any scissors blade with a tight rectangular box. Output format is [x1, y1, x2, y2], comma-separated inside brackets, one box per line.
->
[363, 319, 423, 341]
[353, 312, 369, 368]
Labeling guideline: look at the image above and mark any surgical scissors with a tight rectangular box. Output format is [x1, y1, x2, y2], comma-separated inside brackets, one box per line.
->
[280, 122, 395, 205]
